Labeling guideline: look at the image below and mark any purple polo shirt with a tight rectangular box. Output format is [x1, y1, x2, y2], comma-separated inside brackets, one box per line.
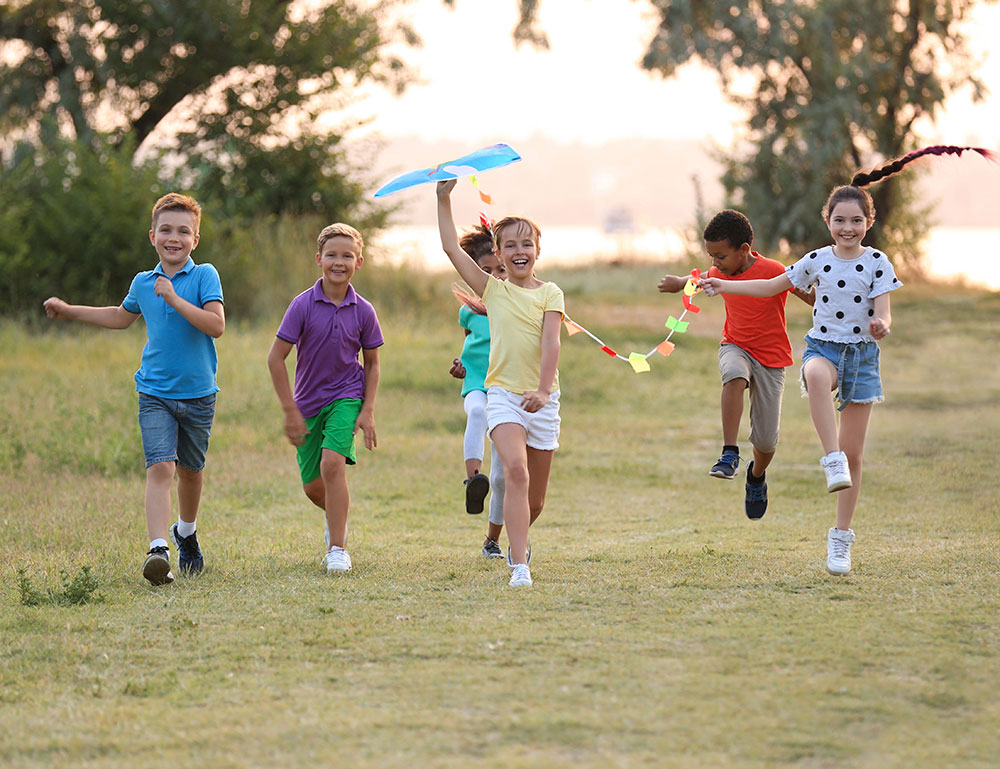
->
[275, 280, 383, 418]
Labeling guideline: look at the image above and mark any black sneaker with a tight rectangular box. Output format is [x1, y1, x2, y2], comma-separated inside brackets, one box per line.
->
[744, 460, 768, 520]
[709, 449, 740, 479]
[169, 523, 204, 575]
[482, 538, 504, 558]
[142, 546, 174, 586]
[464, 472, 490, 514]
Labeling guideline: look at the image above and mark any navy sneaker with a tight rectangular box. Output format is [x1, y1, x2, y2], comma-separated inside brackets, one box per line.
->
[710, 449, 740, 479]
[142, 546, 174, 586]
[464, 472, 490, 514]
[169, 523, 204, 575]
[744, 460, 768, 520]
[482, 538, 504, 559]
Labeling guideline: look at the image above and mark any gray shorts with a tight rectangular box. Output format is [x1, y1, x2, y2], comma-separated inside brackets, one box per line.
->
[718, 344, 785, 453]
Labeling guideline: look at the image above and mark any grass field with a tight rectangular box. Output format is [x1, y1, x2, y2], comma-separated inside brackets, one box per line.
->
[2, 264, 998, 768]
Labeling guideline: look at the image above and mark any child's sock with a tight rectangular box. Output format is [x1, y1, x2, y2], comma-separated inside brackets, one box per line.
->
[149, 538, 168, 551]
[722, 444, 740, 456]
[176, 519, 197, 538]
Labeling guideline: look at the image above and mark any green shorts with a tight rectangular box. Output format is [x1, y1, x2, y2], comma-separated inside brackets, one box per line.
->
[296, 398, 362, 484]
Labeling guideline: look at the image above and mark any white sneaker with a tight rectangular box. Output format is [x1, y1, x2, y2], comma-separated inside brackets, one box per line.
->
[820, 451, 852, 492]
[324, 546, 352, 573]
[509, 564, 533, 587]
[826, 528, 855, 575]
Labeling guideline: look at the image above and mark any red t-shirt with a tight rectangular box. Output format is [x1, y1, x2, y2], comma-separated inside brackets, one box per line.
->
[709, 254, 793, 368]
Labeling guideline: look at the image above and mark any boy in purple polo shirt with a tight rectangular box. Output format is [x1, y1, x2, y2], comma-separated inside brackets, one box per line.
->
[267, 222, 383, 573]
[44, 193, 225, 586]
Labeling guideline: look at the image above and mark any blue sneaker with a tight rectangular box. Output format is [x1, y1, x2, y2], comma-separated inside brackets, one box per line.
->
[744, 460, 768, 520]
[169, 523, 204, 575]
[710, 449, 740, 479]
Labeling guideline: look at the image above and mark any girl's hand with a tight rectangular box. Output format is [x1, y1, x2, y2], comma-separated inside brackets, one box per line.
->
[869, 318, 891, 340]
[436, 179, 458, 197]
[449, 358, 466, 379]
[698, 277, 725, 297]
[520, 389, 549, 413]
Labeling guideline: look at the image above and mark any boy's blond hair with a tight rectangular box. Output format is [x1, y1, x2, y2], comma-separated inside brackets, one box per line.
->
[152, 193, 202, 230]
[317, 223, 364, 253]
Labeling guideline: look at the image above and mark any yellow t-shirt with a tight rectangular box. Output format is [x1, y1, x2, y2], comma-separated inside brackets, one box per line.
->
[483, 276, 565, 394]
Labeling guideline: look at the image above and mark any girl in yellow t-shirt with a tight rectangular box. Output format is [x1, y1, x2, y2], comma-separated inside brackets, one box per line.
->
[436, 180, 564, 588]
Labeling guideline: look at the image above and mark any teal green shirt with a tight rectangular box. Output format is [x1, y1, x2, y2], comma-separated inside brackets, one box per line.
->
[459, 305, 490, 397]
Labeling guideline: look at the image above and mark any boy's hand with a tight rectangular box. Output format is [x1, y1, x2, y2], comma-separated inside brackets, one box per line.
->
[436, 179, 458, 197]
[520, 389, 549, 413]
[283, 410, 309, 447]
[354, 409, 377, 450]
[449, 358, 466, 379]
[42, 297, 69, 318]
[657, 274, 686, 293]
[154, 276, 177, 304]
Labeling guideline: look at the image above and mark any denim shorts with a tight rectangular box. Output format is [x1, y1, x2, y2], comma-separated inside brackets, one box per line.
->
[137, 393, 217, 470]
[486, 386, 560, 451]
[800, 336, 882, 411]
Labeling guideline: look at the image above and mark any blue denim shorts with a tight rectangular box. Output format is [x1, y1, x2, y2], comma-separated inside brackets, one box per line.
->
[800, 336, 882, 411]
[137, 393, 217, 470]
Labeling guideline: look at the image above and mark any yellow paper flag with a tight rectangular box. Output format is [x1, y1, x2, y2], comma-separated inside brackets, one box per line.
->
[683, 279, 698, 296]
[628, 352, 651, 373]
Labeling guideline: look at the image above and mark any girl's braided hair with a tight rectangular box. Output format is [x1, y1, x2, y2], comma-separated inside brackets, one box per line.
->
[824, 145, 996, 221]
[851, 145, 994, 188]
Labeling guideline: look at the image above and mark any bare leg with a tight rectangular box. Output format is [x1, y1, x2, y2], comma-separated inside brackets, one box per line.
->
[750, 447, 775, 478]
[834, 403, 873, 530]
[526, 447, 554, 525]
[145, 460, 175, 542]
[720, 378, 747, 446]
[319, 449, 350, 548]
[175, 466, 203, 524]
[465, 459, 481, 478]
[803, 358, 840, 454]
[492, 423, 530, 565]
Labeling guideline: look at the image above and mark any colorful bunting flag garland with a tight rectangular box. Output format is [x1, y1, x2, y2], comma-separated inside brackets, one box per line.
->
[564, 269, 704, 373]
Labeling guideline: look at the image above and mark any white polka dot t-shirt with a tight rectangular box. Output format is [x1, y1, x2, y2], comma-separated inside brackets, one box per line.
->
[786, 245, 903, 343]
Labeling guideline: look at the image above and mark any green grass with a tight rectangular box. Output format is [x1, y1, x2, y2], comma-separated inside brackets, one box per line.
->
[1, 267, 998, 768]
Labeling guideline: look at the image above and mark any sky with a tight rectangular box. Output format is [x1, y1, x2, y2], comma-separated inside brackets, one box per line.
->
[347, 0, 1000, 149]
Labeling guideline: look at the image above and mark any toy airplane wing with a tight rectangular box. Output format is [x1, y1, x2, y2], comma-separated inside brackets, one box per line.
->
[373, 143, 521, 198]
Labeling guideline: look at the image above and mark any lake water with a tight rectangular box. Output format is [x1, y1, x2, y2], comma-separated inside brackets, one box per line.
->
[371, 225, 1000, 291]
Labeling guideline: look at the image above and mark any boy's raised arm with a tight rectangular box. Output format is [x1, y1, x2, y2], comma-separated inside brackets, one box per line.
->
[43, 297, 139, 329]
[437, 180, 488, 296]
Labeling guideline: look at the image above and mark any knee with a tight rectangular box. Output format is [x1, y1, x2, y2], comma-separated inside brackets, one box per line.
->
[320, 453, 347, 482]
[504, 462, 529, 488]
[303, 478, 325, 506]
[147, 461, 175, 483]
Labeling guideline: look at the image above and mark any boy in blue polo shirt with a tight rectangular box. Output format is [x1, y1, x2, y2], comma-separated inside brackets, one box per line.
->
[44, 193, 225, 586]
[267, 222, 382, 574]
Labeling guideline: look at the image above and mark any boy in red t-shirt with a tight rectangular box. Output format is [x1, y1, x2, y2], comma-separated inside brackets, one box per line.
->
[659, 210, 814, 519]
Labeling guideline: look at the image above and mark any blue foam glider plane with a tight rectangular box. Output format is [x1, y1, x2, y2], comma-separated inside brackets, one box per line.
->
[373, 143, 521, 198]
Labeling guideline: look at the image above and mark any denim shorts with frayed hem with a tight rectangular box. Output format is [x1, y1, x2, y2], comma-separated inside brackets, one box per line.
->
[138, 393, 216, 470]
[800, 335, 883, 411]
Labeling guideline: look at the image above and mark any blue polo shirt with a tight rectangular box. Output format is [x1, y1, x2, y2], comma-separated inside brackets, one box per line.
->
[122, 257, 224, 399]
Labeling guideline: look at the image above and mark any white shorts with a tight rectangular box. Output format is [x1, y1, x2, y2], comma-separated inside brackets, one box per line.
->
[486, 386, 560, 451]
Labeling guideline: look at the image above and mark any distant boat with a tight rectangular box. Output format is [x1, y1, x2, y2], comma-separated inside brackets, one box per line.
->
[603, 207, 635, 234]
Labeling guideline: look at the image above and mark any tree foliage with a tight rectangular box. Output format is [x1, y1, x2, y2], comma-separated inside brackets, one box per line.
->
[0, 0, 412, 217]
[639, 0, 992, 263]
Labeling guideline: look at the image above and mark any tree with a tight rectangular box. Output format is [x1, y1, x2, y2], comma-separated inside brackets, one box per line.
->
[0, 0, 414, 217]
[638, 0, 993, 263]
